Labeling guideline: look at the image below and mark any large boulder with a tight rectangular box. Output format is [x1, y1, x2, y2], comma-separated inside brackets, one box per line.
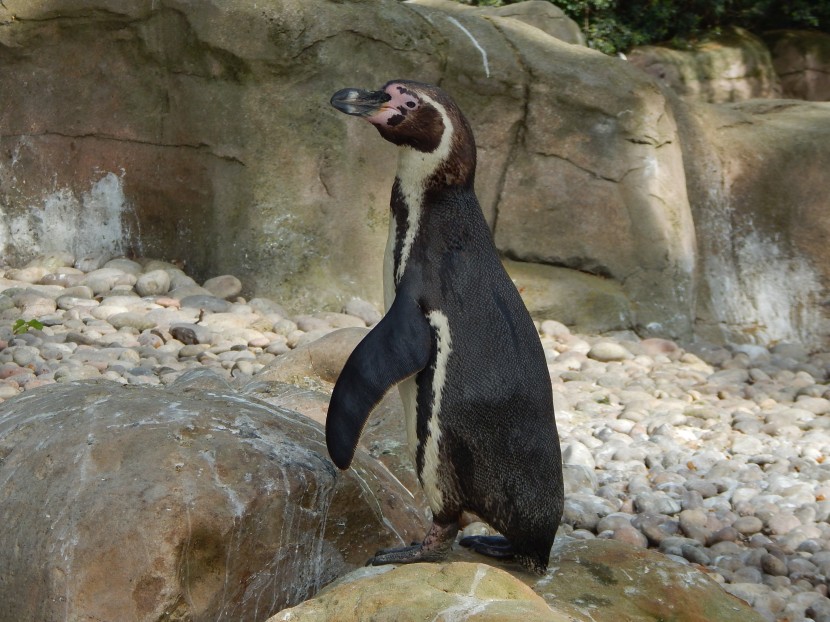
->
[0, 0, 694, 339]
[675, 97, 830, 346]
[2, 0, 829, 345]
[628, 28, 782, 103]
[413, 0, 585, 47]
[764, 30, 830, 101]
[0, 373, 426, 621]
[534, 538, 766, 622]
[504, 259, 632, 334]
[269, 562, 567, 622]
[404, 4, 696, 339]
[0, 0, 441, 313]
[249, 327, 426, 507]
[270, 539, 766, 622]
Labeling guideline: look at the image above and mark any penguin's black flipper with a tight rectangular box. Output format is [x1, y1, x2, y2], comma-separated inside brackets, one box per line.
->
[326, 292, 431, 470]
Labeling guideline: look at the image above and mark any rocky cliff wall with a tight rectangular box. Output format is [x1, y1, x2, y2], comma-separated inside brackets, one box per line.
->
[1, 0, 829, 346]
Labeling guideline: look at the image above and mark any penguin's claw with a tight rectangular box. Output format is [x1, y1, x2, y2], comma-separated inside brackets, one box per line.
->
[459, 534, 516, 559]
[367, 519, 459, 567]
[366, 543, 446, 566]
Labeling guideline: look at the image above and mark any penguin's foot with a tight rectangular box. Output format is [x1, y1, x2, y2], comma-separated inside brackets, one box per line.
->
[367, 519, 459, 567]
[459, 534, 515, 559]
[460, 535, 548, 575]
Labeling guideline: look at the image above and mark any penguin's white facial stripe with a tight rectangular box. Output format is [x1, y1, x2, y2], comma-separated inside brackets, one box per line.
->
[421, 310, 453, 514]
[394, 94, 454, 285]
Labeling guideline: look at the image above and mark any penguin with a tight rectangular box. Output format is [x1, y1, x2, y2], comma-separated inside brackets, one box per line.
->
[326, 80, 564, 574]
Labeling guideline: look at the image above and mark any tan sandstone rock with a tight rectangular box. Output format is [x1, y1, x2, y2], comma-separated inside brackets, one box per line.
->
[270, 539, 766, 622]
[412, 0, 585, 46]
[504, 259, 632, 334]
[2, 0, 829, 345]
[254, 326, 369, 390]
[628, 27, 782, 102]
[675, 97, 830, 346]
[765, 30, 830, 101]
[0, 0, 695, 340]
[269, 562, 567, 622]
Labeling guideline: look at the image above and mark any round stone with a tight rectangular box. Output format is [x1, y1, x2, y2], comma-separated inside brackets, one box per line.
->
[766, 513, 802, 535]
[733, 516, 764, 535]
[611, 525, 648, 548]
[588, 341, 633, 362]
[135, 270, 171, 297]
[179, 295, 232, 313]
[202, 275, 243, 300]
[342, 298, 381, 326]
[760, 553, 789, 576]
[562, 441, 596, 470]
[107, 312, 156, 332]
[104, 258, 143, 275]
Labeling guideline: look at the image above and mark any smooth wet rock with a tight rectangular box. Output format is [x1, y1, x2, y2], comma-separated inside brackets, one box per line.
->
[535, 539, 766, 621]
[0, 377, 426, 621]
[270, 562, 564, 622]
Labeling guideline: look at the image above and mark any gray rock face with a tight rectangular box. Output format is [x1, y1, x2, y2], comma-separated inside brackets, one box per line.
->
[765, 30, 830, 101]
[0, 1, 829, 346]
[675, 98, 830, 346]
[412, 0, 585, 46]
[0, 374, 425, 621]
[628, 28, 782, 103]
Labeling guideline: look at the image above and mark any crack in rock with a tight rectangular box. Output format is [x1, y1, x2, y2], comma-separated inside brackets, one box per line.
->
[1, 131, 245, 166]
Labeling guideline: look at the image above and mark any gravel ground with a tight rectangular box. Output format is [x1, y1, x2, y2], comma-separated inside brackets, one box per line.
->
[2, 252, 830, 622]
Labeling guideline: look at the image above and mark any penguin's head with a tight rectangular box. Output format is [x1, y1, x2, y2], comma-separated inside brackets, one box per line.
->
[330, 80, 476, 187]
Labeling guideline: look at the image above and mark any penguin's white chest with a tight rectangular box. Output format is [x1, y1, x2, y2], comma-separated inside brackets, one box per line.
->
[382, 91, 456, 514]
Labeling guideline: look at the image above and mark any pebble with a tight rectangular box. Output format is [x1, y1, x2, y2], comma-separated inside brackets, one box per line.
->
[1, 253, 830, 622]
[202, 274, 242, 300]
[588, 341, 633, 362]
[179, 294, 231, 313]
[135, 270, 171, 296]
[343, 298, 382, 326]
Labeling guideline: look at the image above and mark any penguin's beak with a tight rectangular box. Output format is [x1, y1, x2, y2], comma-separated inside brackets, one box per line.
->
[330, 87, 391, 117]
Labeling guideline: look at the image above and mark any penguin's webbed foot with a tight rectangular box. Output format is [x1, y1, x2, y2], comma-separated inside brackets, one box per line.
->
[459, 534, 516, 559]
[367, 519, 458, 567]
[460, 535, 549, 575]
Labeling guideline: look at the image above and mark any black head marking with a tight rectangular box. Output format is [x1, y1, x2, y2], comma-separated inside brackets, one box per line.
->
[330, 79, 478, 186]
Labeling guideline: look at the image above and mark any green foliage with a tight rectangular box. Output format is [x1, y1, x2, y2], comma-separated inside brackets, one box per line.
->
[12, 319, 44, 335]
[456, 0, 830, 54]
